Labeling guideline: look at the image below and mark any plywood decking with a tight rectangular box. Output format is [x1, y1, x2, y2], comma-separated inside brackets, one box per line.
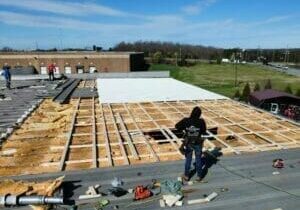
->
[0, 98, 299, 176]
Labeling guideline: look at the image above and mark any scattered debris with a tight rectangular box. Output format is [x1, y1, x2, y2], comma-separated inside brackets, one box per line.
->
[159, 199, 166, 207]
[188, 192, 218, 205]
[289, 164, 295, 168]
[111, 177, 123, 188]
[220, 187, 229, 192]
[175, 200, 183, 206]
[0, 176, 64, 197]
[160, 180, 183, 196]
[78, 194, 102, 200]
[177, 177, 183, 183]
[163, 194, 183, 207]
[134, 185, 152, 200]
[273, 159, 284, 168]
[86, 186, 99, 196]
[127, 189, 134, 194]
[94, 199, 109, 210]
[109, 187, 127, 197]
[225, 135, 236, 141]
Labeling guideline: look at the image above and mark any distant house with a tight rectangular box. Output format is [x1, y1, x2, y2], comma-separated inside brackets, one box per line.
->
[221, 58, 230, 63]
[249, 89, 300, 121]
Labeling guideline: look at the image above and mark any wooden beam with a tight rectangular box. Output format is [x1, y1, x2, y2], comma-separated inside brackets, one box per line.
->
[108, 104, 129, 165]
[59, 98, 80, 171]
[117, 113, 139, 160]
[91, 97, 98, 168]
[123, 103, 159, 162]
[99, 103, 113, 166]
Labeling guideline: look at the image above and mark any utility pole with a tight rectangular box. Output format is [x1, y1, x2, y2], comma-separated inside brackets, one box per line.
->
[283, 45, 290, 65]
[179, 47, 182, 65]
[234, 52, 238, 87]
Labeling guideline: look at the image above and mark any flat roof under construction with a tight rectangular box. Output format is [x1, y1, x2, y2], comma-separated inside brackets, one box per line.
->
[97, 78, 227, 103]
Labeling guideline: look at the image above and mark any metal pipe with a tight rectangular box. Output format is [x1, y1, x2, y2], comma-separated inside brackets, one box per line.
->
[0, 195, 64, 206]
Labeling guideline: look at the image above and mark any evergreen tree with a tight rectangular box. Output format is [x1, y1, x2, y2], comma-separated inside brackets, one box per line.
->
[254, 83, 261, 91]
[242, 82, 251, 102]
[284, 84, 293, 94]
[264, 79, 272, 89]
[296, 89, 300, 97]
[233, 89, 241, 100]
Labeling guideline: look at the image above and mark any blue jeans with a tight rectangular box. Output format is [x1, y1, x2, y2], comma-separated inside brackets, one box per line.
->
[184, 144, 202, 177]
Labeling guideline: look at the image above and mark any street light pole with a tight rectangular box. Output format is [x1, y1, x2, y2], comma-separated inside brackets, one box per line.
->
[234, 52, 238, 87]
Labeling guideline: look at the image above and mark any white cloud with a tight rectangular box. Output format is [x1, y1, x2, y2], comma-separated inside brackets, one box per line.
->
[0, 8, 298, 49]
[0, 0, 128, 17]
[182, 0, 216, 15]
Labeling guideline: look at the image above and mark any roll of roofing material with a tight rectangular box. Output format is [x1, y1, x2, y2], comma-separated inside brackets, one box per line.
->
[0, 195, 64, 206]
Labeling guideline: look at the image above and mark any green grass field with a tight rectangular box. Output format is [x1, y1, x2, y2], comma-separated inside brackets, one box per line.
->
[149, 63, 300, 98]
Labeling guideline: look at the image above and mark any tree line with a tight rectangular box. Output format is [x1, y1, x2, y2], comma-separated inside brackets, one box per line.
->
[113, 41, 223, 60]
[2, 43, 300, 64]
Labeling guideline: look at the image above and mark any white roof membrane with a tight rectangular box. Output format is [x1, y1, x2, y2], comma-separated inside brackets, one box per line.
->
[97, 78, 227, 103]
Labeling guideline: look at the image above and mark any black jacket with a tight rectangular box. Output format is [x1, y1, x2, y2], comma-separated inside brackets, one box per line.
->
[175, 108, 207, 146]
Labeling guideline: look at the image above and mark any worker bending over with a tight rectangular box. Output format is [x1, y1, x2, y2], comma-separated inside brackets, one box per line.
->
[175, 106, 207, 182]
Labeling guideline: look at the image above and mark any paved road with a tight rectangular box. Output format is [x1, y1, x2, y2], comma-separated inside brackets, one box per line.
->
[256, 63, 300, 77]
[3, 148, 300, 210]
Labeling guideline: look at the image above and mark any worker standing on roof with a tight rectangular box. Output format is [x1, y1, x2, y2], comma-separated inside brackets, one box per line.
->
[47, 63, 56, 81]
[2, 63, 11, 89]
[175, 106, 207, 182]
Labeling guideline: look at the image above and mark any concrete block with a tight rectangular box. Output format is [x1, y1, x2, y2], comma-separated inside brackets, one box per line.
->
[175, 200, 183, 206]
[165, 194, 182, 207]
[206, 192, 218, 201]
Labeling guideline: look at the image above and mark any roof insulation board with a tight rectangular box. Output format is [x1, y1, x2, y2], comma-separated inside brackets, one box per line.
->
[96, 78, 227, 103]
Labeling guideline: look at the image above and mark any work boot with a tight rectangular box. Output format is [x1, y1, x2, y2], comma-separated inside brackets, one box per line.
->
[181, 175, 189, 181]
[195, 177, 205, 182]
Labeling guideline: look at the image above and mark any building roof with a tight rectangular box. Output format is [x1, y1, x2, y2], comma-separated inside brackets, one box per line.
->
[97, 78, 227, 103]
[0, 51, 143, 55]
[250, 89, 300, 101]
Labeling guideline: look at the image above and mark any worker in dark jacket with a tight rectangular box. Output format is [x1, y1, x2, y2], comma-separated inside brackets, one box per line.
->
[2, 64, 11, 89]
[175, 106, 207, 181]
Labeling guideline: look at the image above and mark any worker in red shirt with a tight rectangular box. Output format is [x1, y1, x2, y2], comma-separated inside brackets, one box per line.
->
[47, 63, 56, 81]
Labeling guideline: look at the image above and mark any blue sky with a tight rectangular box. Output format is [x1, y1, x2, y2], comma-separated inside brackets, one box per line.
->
[0, 0, 299, 49]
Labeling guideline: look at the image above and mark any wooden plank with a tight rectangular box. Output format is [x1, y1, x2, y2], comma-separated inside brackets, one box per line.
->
[91, 97, 98, 168]
[117, 113, 139, 160]
[108, 104, 129, 165]
[100, 103, 113, 166]
[59, 98, 80, 171]
[123, 103, 159, 162]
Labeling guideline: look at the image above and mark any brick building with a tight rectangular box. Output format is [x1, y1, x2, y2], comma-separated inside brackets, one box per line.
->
[0, 51, 145, 74]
